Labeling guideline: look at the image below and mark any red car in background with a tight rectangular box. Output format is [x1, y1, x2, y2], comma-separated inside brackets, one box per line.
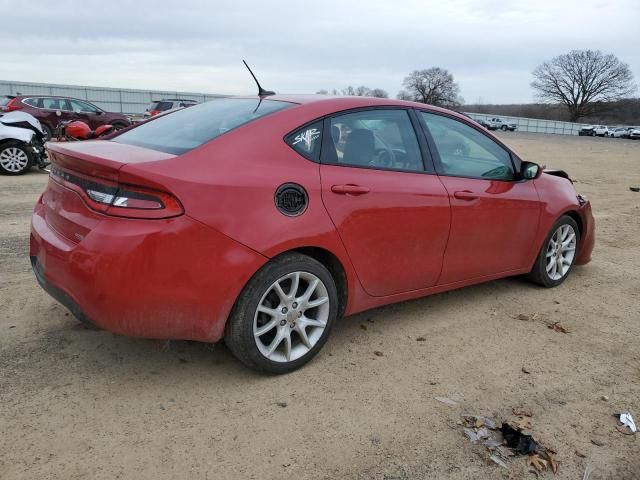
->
[30, 95, 595, 373]
[1, 95, 131, 140]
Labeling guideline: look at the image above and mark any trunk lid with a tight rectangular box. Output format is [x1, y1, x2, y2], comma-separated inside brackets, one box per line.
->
[43, 141, 176, 244]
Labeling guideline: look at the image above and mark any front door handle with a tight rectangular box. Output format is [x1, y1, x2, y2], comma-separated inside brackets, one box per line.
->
[331, 184, 370, 196]
[453, 190, 479, 201]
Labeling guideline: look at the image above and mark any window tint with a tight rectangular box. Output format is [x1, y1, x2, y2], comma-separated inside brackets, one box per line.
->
[286, 121, 322, 161]
[115, 98, 292, 155]
[70, 100, 97, 113]
[421, 112, 514, 180]
[325, 109, 423, 171]
[41, 98, 71, 111]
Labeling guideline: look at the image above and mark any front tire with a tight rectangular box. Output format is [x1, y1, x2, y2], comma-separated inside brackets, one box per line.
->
[501, 125, 508, 131]
[527, 215, 580, 287]
[225, 253, 338, 374]
[0, 141, 33, 175]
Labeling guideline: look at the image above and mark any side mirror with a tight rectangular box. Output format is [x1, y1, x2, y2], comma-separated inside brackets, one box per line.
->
[55, 110, 62, 117]
[95, 110, 103, 115]
[520, 161, 541, 180]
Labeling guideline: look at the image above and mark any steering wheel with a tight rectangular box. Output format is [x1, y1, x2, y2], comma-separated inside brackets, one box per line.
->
[371, 147, 395, 168]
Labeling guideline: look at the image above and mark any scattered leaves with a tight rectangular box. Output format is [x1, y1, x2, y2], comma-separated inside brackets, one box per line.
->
[359, 324, 367, 330]
[373, 351, 384, 357]
[512, 407, 533, 417]
[522, 366, 531, 374]
[434, 396, 458, 406]
[544, 450, 559, 474]
[516, 313, 538, 321]
[630, 186, 640, 192]
[547, 321, 571, 333]
[416, 337, 426, 342]
[527, 453, 548, 472]
[276, 401, 288, 408]
[512, 417, 533, 431]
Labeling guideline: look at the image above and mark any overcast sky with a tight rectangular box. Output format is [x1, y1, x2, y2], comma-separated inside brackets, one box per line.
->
[0, 0, 638, 104]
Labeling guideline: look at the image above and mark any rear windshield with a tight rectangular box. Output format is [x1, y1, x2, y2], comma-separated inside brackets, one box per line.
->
[116, 98, 292, 155]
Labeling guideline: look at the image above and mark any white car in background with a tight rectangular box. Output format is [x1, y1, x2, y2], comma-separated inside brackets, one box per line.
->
[592, 125, 609, 137]
[609, 127, 631, 138]
[629, 128, 640, 140]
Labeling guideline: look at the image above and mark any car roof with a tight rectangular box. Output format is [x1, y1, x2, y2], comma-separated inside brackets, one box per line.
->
[12, 94, 92, 101]
[230, 94, 467, 119]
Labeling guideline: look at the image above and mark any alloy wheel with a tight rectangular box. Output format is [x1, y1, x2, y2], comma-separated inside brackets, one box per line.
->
[545, 224, 577, 281]
[253, 271, 330, 363]
[0, 147, 29, 173]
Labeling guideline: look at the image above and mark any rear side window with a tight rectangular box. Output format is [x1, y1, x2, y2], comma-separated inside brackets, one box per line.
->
[285, 121, 323, 161]
[323, 109, 424, 172]
[115, 98, 293, 155]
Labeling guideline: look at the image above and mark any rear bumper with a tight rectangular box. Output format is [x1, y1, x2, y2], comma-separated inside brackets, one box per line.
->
[30, 199, 267, 342]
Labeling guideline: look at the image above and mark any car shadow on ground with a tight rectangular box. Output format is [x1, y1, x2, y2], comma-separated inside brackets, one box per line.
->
[3, 274, 544, 388]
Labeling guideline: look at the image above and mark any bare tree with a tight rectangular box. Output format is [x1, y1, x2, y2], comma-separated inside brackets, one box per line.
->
[531, 50, 636, 122]
[401, 68, 462, 107]
[369, 88, 389, 98]
[316, 89, 329, 95]
[318, 85, 389, 98]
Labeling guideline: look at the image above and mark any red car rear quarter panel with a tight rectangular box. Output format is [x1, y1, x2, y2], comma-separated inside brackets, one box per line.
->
[31, 201, 267, 342]
[118, 105, 368, 315]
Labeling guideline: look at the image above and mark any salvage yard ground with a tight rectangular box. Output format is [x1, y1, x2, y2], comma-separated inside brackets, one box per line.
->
[1, 133, 639, 479]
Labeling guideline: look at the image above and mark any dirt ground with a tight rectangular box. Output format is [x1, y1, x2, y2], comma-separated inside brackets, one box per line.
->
[1, 132, 639, 479]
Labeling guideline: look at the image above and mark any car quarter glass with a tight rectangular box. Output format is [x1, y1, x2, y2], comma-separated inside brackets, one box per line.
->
[285, 120, 323, 161]
[324, 109, 424, 172]
[420, 111, 515, 180]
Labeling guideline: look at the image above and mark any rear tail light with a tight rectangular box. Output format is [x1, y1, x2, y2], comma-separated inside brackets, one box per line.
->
[0, 98, 21, 112]
[50, 166, 183, 219]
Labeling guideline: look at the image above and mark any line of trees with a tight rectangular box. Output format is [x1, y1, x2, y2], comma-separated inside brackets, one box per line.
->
[318, 49, 637, 123]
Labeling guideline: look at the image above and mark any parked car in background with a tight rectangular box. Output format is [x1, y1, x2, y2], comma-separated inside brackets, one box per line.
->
[31, 95, 595, 373]
[578, 126, 595, 136]
[0, 111, 49, 175]
[610, 127, 631, 138]
[486, 117, 517, 131]
[629, 128, 640, 140]
[592, 125, 609, 137]
[144, 99, 199, 118]
[0, 95, 130, 141]
[474, 118, 491, 129]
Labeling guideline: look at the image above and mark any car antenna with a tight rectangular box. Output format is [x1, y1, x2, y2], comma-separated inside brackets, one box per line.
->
[243, 60, 275, 97]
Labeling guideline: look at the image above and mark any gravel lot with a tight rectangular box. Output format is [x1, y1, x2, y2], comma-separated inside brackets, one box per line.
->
[1, 133, 639, 479]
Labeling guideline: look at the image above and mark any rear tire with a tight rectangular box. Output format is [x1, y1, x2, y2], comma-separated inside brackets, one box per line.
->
[501, 125, 508, 131]
[0, 140, 33, 175]
[527, 215, 580, 288]
[225, 253, 338, 374]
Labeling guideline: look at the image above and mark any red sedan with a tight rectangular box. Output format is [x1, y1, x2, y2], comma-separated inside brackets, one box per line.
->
[30, 95, 595, 373]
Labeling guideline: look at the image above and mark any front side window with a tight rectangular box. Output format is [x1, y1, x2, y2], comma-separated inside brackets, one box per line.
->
[323, 109, 424, 171]
[115, 98, 292, 155]
[285, 121, 322, 161]
[70, 100, 97, 113]
[420, 112, 515, 180]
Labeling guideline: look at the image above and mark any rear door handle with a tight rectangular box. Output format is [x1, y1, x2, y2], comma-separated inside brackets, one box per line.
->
[453, 190, 479, 201]
[331, 184, 370, 196]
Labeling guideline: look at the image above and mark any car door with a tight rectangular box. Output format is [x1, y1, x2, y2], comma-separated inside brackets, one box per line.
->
[41, 97, 74, 127]
[319, 108, 451, 297]
[418, 110, 542, 285]
[69, 99, 101, 129]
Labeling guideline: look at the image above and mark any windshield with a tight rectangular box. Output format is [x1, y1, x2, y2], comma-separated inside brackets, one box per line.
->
[116, 98, 293, 155]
